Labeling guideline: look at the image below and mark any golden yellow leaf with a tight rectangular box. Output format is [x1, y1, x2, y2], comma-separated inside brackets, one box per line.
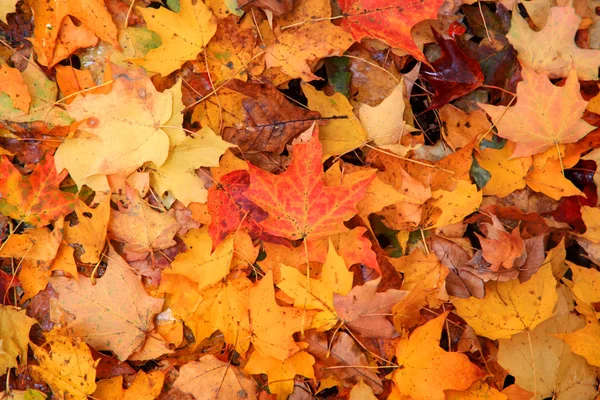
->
[63, 197, 110, 264]
[526, 148, 583, 200]
[569, 262, 600, 318]
[423, 180, 482, 229]
[475, 144, 531, 198]
[440, 105, 491, 150]
[580, 206, 600, 243]
[554, 316, 600, 367]
[0, 306, 36, 374]
[132, 0, 217, 76]
[55, 68, 174, 192]
[150, 127, 233, 206]
[162, 227, 234, 291]
[30, 335, 98, 400]
[453, 263, 558, 340]
[445, 381, 507, 400]
[0, 64, 31, 112]
[392, 312, 484, 400]
[349, 378, 378, 400]
[277, 240, 353, 331]
[245, 350, 315, 400]
[302, 84, 367, 159]
[93, 370, 166, 400]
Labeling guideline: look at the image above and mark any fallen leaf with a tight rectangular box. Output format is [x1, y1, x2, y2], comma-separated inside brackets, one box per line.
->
[30, 334, 98, 400]
[244, 127, 374, 240]
[445, 380, 507, 400]
[440, 104, 492, 150]
[93, 370, 166, 400]
[554, 316, 600, 367]
[349, 379, 378, 400]
[478, 66, 594, 158]
[174, 356, 258, 400]
[334, 278, 407, 338]
[423, 180, 482, 229]
[63, 197, 110, 264]
[0, 306, 36, 374]
[0, 64, 31, 112]
[507, 5, 600, 80]
[245, 350, 315, 400]
[339, 0, 446, 62]
[392, 312, 484, 400]
[49, 245, 164, 361]
[0, 154, 75, 227]
[132, 0, 217, 76]
[453, 263, 558, 340]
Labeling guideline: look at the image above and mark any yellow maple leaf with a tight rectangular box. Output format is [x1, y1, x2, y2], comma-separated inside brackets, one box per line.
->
[392, 312, 484, 400]
[0, 306, 36, 374]
[63, 197, 110, 264]
[475, 144, 531, 198]
[554, 316, 600, 367]
[93, 370, 166, 400]
[277, 240, 353, 331]
[30, 335, 98, 400]
[453, 263, 558, 340]
[132, 0, 217, 76]
[423, 180, 482, 229]
[568, 261, 600, 318]
[245, 350, 315, 400]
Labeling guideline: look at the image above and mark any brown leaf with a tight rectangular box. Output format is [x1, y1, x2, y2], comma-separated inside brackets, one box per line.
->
[334, 278, 407, 338]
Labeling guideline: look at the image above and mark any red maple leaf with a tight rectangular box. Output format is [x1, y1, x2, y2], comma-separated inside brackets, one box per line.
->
[244, 127, 374, 240]
[0, 154, 75, 227]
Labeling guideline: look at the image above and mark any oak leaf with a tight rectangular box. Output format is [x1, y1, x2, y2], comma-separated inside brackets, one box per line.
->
[478, 66, 594, 158]
[452, 263, 558, 340]
[0, 155, 75, 227]
[132, 0, 217, 76]
[108, 185, 180, 261]
[244, 127, 374, 240]
[0, 64, 30, 112]
[55, 67, 174, 192]
[30, 335, 98, 400]
[0, 306, 36, 374]
[174, 356, 258, 400]
[245, 350, 315, 400]
[339, 0, 446, 62]
[28, 0, 118, 67]
[507, 5, 600, 80]
[392, 312, 484, 400]
[49, 245, 164, 361]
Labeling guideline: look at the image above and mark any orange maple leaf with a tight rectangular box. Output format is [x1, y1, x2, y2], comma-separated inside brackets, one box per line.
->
[0, 155, 75, 227]
[244, 127, 374, 240]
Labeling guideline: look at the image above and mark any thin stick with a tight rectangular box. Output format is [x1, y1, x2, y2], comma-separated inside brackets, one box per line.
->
[280, 15, 344, 30]
[364, 144, 456, 174]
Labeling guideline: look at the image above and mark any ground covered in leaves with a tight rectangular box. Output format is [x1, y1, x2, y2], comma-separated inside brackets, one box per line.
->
[1, 0, 600, 399]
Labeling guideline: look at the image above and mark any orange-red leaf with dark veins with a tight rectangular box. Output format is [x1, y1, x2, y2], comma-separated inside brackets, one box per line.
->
[207, 170, 290, 250]
[0, 155, 75, 227]
[244, 127, 375, 240]
[339, 0, 445, 63]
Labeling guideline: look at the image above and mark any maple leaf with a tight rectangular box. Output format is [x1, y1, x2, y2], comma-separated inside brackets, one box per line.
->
[333, 278, 407, 338]
[0, 0, 16, 23]
[392, 312, 484, 400]
[63, 197, 110, 264]
[0, 62, 74, 130]
[174, 356, 258, 400]
[421, 29, 484, 109]
[196, 79, 321, 154]
[30, 335, 98, 400]
[132, 0, 217, 76]
[339, 0, 446, 62]
[150, 127, 232, 206]
[476, 214, 525, 271]
[108, 185, 180, 261]
[478, 66, 594, 158]
[507, 5, 600, 80]
[93, 370, 166, 400]
[266, 0, 355, 81]
[440, 104, 492, 150]
[245, 350, 315, 400]
[453, 263, 558, 340]
[497, 288, 598, 399]
[0, 64, 30, 112]
[0, 155, 75, 227]
[28, 0, 118, 67]
[554, 316, 600, 367]
[0, 306, 36, 374]
[244, 127, 374, 240]
[277, 240, 353, 331]
[49, 245, 164, 361]
[54, 66, 175, 192]
[568, 262, 600, 319]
